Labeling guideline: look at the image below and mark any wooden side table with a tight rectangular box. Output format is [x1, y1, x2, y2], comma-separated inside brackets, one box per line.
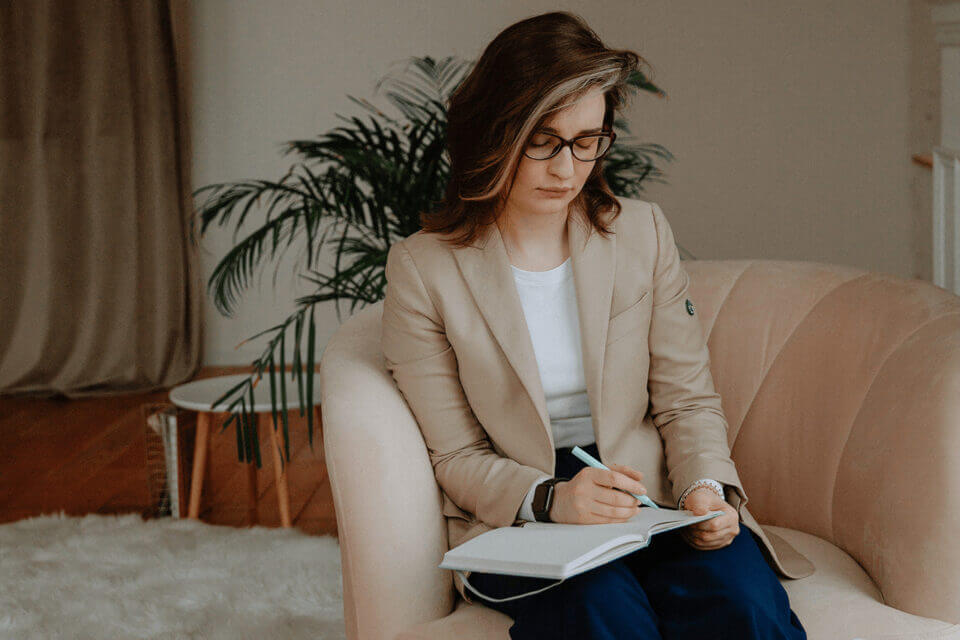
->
[168, 374, 322, 528]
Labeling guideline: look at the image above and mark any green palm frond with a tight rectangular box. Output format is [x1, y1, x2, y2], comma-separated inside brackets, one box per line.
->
[193, 54, 676, 467]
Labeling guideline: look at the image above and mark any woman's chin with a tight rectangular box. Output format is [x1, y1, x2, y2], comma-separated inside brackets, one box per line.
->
[503, 193, 574, 218]
[531, 192, 573, 210]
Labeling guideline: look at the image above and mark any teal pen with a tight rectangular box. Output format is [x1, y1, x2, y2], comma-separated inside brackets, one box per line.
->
[571, 446, 661, 509]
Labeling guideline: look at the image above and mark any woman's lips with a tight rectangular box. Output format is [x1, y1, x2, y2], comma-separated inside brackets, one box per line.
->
[538, 188, 571, 197]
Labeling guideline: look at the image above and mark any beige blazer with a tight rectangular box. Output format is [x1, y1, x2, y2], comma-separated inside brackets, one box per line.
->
[381, 196, 815, 604]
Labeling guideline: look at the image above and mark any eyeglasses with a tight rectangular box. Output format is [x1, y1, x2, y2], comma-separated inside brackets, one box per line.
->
[523, 130, 617, 162]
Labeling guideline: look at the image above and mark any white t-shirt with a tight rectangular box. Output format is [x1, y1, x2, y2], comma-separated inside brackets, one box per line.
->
[511, 257, 596, 449]
[508, 257, 718, 521]
[509, 257, 593, 522]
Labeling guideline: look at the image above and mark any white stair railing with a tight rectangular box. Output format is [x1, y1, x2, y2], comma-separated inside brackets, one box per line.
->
[933, 148, 960, 293]
[932, 4, 960, 295]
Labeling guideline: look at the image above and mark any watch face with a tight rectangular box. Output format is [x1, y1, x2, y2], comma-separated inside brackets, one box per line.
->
[533, 482, 554, 520]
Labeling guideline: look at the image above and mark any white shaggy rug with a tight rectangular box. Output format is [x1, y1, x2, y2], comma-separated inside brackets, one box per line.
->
[0, 512, 346, 640]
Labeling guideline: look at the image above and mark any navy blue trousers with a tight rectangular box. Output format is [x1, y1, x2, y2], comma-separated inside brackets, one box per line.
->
[468, 442, 807, 640]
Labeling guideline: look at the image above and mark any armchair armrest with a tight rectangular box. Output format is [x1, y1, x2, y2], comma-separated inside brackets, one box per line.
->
[684, 259, 960, 624]
[319, 303, 453, 640]
[833, 312, 960, 624]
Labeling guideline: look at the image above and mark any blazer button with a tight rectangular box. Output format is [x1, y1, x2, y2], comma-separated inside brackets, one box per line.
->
[685, 299, 695, 315]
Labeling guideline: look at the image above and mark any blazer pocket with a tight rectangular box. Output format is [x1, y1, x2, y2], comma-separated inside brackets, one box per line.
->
[606, 290, 650, 346]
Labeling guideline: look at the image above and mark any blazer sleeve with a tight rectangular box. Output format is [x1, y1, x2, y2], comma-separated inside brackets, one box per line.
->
[646, 203, 750, 516]
[381, 240, 550, 528]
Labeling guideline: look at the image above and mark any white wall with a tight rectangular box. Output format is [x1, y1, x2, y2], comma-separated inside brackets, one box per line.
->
[191, 0, 921, 366]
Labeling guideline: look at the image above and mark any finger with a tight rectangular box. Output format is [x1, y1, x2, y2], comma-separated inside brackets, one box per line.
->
[687, 520, 709, 532]
[688, 521, 729, 539]
[595, 489, 641, 509]
[597, 468, 647, 497]
[692, 525, 738, 545]
[685, 529, 730, 550]
[691, 503, 727, 519]
[688, 528, 714, 544]
[593, 468, 643, 496]
[682, 531, 709, 550]
[697, 534, 736, 550]
[698, 520, 737, 536]
[689, 538, 724, 551]
[688, 519, 716, 533]
[710, 513, 738, 531]
[697, 517, 726, 532]
[608, 462, 644, 481]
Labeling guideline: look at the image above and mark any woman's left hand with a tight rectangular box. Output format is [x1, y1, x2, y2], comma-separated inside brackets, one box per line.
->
[679, 487, 739, 550]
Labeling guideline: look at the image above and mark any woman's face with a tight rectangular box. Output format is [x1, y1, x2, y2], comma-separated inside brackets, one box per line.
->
[502, 86, 607, 222]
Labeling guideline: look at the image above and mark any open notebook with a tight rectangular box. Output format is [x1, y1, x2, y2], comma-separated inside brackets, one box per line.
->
[440, 507, 723, 603]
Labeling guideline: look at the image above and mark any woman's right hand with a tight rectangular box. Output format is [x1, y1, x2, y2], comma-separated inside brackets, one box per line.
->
[548, 463, 648, 524]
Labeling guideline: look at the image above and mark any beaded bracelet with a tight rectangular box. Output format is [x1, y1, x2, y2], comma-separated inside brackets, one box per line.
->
[678, 478, 725, 510]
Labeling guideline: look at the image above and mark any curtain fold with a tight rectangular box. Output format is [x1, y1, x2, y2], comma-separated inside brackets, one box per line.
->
[0, 0, 202, 396]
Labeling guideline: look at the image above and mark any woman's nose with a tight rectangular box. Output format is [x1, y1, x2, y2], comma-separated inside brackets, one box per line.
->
[548, 146, 576, 178]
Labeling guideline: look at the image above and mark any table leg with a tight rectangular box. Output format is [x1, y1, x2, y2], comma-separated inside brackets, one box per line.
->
[188, 412, 211, 520]
[269, 415, 292, 528]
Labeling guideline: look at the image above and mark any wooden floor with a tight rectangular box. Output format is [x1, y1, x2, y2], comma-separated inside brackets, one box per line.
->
[0, 366, 337, 537]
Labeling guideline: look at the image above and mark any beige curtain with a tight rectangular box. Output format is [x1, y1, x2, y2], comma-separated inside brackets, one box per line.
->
[0, 0, 202, 397]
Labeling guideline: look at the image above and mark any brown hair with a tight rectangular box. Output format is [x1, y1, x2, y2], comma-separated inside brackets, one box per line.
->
[420, 11, 650, 248]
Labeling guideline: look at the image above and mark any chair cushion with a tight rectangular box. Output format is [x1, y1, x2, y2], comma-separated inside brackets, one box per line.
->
[396, 526, 960, 640]
[769, 526, 960, 640]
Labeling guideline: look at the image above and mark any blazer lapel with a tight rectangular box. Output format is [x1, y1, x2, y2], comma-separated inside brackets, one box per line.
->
[451, 201, 617, 459]
[569, 205, 616, 445]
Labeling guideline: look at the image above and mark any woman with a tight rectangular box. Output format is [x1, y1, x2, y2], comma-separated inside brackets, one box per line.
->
[381, 11, 812, 639]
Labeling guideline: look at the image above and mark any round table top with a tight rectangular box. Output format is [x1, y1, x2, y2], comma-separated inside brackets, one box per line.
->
[168, 373, 322, 413]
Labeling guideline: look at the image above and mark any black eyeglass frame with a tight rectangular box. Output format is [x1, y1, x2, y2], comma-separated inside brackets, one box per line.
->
[523, 129, 617, 162]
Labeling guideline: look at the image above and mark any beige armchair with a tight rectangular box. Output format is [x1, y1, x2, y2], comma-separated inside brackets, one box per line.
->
[318, 259, 960, 640]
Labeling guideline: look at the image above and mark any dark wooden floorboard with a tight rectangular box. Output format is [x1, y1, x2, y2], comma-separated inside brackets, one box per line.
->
[0, 367, 337, 538]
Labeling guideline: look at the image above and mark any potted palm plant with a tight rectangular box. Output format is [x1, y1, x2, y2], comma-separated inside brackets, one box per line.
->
[193, 55, 676, 468]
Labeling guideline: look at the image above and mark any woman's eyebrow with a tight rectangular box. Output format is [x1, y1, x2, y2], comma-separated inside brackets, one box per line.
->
[538, 125, 605, 135]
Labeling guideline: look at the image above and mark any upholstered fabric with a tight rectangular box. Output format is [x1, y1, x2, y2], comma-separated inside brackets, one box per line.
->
[318, 259, 960, 640]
